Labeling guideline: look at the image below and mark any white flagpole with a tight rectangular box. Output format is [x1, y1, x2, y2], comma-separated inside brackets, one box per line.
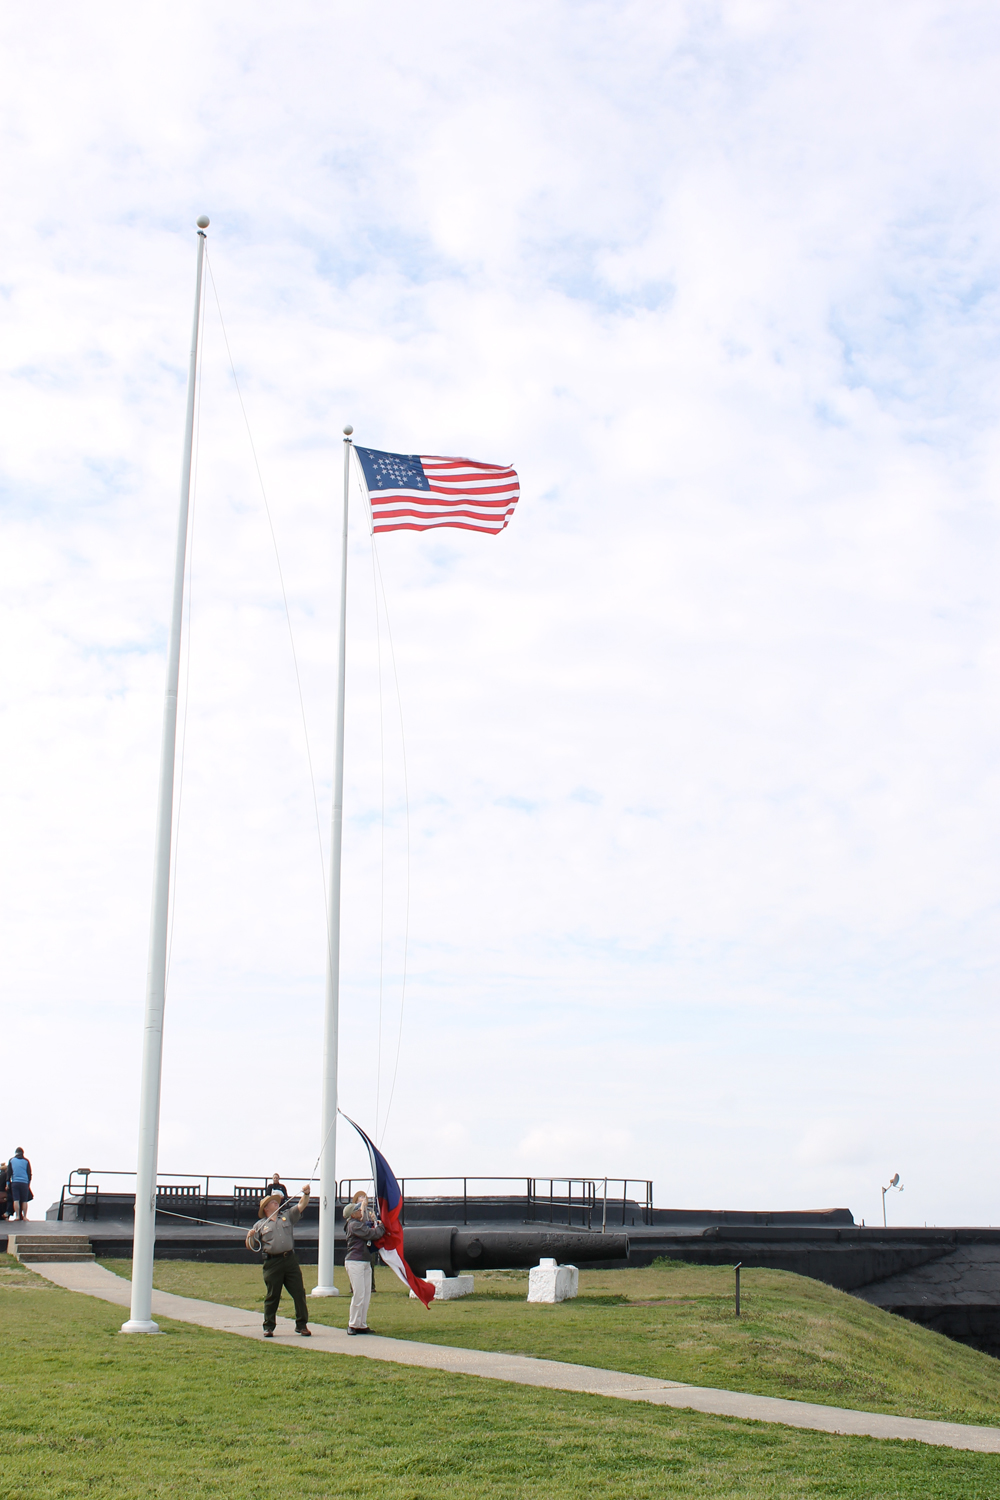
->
[122, 216, 210, 1333]
[312, 423, 353, 1297]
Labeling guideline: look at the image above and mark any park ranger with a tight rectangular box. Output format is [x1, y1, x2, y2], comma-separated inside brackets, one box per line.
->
[247, 1184, 312, 1337]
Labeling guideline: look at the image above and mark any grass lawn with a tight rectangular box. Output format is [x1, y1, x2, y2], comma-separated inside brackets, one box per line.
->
[100, 1254, 1000, 1429]
[2, 1257, 1000, 1498]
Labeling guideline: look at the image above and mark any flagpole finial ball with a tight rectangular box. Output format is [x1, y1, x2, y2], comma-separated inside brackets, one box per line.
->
[343, 424, 354, 436]
[196, 215, 210, 229]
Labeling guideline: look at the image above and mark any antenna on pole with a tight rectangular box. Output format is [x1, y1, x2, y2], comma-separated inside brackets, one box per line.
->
[881, 1173, 902, 1229]
[122, 217, 209, 1333]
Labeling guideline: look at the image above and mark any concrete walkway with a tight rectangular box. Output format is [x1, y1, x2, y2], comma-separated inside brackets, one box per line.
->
[28, 1260, 1000, 1455]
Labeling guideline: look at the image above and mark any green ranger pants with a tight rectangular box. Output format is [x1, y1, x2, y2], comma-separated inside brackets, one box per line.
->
[262, 1251, 309, 1330]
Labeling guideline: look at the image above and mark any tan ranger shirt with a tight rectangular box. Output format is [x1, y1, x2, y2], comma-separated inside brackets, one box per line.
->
[253, 1202, 302, 1255]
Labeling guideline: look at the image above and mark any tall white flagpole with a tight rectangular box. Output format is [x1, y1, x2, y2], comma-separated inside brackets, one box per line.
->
[122, 216, 210, 1334]
[312, 423, 353, 1297]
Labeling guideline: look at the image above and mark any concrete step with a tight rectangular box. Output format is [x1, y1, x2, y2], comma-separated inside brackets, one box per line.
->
[10, 1237, 93, 1248]
[8, 1235, 95, 1264]
[17, 1252, 96, 1263]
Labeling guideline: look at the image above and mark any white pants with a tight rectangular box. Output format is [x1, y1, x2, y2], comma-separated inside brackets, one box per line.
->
[346, 1259, 372, 1329]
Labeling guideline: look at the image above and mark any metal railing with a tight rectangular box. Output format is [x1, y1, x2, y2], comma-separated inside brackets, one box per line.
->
[338, 1176, 598, 1227]
[57, 1168, 322, 1221]
[56, 1168, 653, 1230]
[57, 1178, 101, 1221]
[336, 1175, 655, 1230]
[601, 1178, 655, 1229]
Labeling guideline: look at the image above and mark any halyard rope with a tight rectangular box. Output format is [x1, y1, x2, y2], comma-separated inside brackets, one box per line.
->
[371, 530, 387, 1136]
[369, 532, 412, 1146]
[204, 249, 332, 962]
[155, 256, 415, 1181]
[164, 257, 207, 991]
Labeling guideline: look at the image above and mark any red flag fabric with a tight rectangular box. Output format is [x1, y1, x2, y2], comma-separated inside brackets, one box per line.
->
[341, 1113, 436, 1308]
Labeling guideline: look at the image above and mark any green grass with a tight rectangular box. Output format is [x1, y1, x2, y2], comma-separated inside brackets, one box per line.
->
[3, 1257, 1000, 1498]
[100, 1254, 1000, 1429]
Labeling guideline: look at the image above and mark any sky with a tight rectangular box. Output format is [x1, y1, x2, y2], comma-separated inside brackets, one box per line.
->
[2, 0, 999, 1228]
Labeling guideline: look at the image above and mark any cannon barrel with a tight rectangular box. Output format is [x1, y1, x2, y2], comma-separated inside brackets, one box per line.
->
[402, 1227, 629, 1278]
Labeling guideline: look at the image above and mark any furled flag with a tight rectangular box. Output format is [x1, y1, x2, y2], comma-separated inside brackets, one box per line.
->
[355, 447, 519, 535]
[340, 1112, 436, 1308]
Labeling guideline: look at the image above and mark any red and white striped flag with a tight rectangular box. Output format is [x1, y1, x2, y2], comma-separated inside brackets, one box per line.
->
[355, 447, 519, 535]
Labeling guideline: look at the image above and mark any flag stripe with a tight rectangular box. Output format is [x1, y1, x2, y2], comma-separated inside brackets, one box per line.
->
[373, 516, 515, 531]
[374, 520, 509, 535]
[425, 488, 517, 500]
[371, 488, 518, 503]
[371, 501, 516, 514]
[370, 504, 516, 520]
[422, 459, 516, 473]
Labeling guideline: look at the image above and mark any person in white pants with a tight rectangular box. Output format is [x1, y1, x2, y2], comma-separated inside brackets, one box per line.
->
[343, 1193, 384, 1335]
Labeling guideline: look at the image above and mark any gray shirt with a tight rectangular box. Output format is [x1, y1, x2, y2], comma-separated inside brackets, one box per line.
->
[345, 1214, 385, 1261]
[253, 1202, 302, 1255]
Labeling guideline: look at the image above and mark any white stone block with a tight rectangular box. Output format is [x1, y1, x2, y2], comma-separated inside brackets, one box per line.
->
[527, 1259, 579, 1303]
[409, 1269, 474, 1300]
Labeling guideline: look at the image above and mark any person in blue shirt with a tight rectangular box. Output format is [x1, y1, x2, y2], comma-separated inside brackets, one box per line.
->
[9, 1149, 32, 1221]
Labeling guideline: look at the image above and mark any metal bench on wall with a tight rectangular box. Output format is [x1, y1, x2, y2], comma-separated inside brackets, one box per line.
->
[155, 1185, 202, 1220]
[232, 1186, 268, 1226]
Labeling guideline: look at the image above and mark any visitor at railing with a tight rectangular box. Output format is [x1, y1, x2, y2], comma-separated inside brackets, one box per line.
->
[8, 1148, 33, 1223]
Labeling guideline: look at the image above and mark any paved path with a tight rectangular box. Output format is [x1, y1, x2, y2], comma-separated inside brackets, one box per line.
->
[28, 1261, 1000, 1454]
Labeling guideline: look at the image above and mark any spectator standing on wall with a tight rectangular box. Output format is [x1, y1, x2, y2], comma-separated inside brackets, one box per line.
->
[268, 1173, 288, 1202]
[0, 1162, 9, 1220]
[8, 1148, 32, 1221]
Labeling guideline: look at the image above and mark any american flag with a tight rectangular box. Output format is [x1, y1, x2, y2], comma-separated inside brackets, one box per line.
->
[355, 446, 519, 535]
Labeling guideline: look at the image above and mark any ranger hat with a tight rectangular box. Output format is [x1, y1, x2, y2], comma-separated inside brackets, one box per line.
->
[259, 1194, 283, 1215]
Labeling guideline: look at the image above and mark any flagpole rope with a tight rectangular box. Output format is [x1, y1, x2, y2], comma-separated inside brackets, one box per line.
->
[368, 533, 411, 1147]
[164, 260, 208, 990]
[371, 531, 386, 1138]
[165, 256, 343, 1209]
[203, 250, 331, 950]
[352, 461, 412, 1149]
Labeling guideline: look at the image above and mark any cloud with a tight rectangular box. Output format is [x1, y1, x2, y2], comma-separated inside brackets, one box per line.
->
[1, 0, 999, 1229]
